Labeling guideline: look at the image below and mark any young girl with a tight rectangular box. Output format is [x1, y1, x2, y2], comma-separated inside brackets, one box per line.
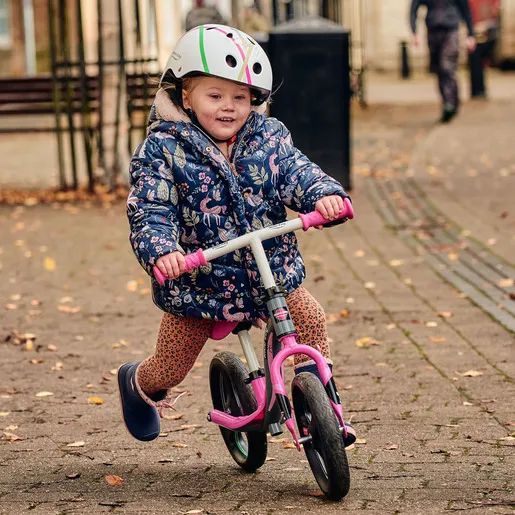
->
[118, 24, 355, 445]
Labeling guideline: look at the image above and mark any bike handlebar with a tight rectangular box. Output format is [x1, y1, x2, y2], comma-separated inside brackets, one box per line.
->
[153, 198, 353, 286]
[299, 197, 353, 230]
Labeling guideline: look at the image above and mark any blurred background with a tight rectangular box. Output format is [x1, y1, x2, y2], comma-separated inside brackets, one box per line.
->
[0, 0, 514, 192]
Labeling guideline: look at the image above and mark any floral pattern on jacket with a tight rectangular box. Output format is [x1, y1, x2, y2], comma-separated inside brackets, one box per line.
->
[127, 90, 349, 321]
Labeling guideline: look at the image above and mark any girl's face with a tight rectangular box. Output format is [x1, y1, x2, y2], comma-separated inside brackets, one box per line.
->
[182, 76, 252, 142]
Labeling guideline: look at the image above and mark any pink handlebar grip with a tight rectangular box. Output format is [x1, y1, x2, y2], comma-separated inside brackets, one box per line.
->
[299, 197, 354, 231]
[152, 249, 208, 285]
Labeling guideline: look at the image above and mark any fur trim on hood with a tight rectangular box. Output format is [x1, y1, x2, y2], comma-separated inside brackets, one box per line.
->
[152, 88, 268, 124]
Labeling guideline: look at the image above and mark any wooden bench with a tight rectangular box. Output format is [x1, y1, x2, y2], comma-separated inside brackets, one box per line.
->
[125, 71, 161, 151]
[0, 75, 99, 133]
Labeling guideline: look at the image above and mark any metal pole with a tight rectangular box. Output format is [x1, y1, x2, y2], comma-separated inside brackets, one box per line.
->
[112, 0, 126, 187]
[76, 0, 95, 191]
[59, 0, 79, 190]
[96, 0, 106, 173]
[22, 0, 37, 74]
[47, 0, 67, 190]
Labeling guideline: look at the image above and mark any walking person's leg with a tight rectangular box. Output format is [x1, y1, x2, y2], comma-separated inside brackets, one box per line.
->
[118, 313, 214, 441]
[439, 29, 460, 122]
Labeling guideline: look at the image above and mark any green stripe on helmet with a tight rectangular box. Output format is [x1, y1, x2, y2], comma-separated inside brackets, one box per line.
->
[199, 26, 209, 73]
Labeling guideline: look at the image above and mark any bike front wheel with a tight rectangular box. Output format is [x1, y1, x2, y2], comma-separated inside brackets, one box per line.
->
[292, 372, 350, 500]
[209, 351, 267, 472]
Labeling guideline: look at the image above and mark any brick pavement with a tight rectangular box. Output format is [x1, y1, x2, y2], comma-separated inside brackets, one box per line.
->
[0, 97, 514, 513]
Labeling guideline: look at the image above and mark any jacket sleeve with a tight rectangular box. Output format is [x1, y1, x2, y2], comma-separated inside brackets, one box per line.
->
[410, 0, 422, 34]
[126, 134, 183, 275]
[274, 121, 349, 213]
[456, 0, 475, 36]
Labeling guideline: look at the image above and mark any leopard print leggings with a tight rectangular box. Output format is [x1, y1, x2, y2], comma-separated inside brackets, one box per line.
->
[137, 286, 331, 395]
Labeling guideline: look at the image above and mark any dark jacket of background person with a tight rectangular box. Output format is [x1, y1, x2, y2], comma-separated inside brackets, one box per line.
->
[410, 0, 475, 36]
[185, 1, 226, 31]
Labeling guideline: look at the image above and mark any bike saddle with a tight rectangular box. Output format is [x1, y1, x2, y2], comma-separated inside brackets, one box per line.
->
[210, 321, 238, 340]
[210, 321, 253, 340]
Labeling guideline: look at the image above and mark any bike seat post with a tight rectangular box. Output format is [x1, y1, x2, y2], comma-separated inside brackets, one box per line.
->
[235, 327, 260, 374]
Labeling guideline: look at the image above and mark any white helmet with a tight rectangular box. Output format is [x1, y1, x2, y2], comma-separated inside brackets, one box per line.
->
[161, 24, 272, 105]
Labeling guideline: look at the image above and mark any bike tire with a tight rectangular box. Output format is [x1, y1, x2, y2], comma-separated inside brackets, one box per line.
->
[292, 372, 350, 500]
[209, 351, 267, 472]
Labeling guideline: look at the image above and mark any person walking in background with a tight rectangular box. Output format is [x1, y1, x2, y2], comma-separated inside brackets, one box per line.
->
[239, 4, 271, 38]
[410, 0, 477, 123]
[468, 0, 501, 98]
[185, 0, 226, 31]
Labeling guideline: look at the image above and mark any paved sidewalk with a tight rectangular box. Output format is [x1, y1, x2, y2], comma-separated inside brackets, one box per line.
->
[0, 91, 514, 513]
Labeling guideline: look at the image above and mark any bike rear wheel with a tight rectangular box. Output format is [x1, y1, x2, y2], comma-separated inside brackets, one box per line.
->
[292, 372, 350, 500]
[209, 351, 267, 472]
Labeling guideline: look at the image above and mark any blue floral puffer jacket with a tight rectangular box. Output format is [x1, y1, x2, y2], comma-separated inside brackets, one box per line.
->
[127, 89, 349, 321]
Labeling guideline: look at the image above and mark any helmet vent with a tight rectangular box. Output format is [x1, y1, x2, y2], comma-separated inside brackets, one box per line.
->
[226, 55, 237, 68]
[227, 33, 233, 39]
[252, 62, 262, 74]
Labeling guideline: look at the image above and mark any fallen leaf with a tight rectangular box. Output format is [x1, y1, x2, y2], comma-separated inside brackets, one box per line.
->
[180, 424, 201, 430]
[389, 259, 404, 267]
[58, 305, 81, 314]
[355, 337, 381, 348]
[162, 413, 184, 421]
[385, 444, 398, 450]
[430, 336, 447, 344]
[126, 280, 138, 292]
[47, 344, 58, 351]
[354, 249, 365, 258]
[438, 311, 453, 318]
[463, 401, 473, 406]
[426, 321, 438, 327]
[35, 391, 54, 397]
[364, 281, 376, 289]
[487, 238, 497, 246]
[498, 278, 514, 288]
[339, 308, 350, 318]
[44, 257, 56, 271]
[355, 438, 367, 444]
[87, 396, 104, 405]
[0, 412, 10, 417]
[447, 252, 459, 261]
[66, 472, 81, 479]
[184, 510, 203, 514]
[105, 474, 124, 486]
[460, 370, 483, 377]
[66, 441, 85, 447]
[171, 442, 188, 448]
[2, 432, 22, 442]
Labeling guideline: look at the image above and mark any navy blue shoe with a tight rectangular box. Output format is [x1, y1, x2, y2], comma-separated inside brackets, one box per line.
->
[117, 362, 161, 441]
[295, 361, 357, 447]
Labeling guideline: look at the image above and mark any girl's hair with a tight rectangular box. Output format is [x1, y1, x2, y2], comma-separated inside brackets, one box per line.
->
[161, 71, 264, 109]
[160, 71, 199, 108]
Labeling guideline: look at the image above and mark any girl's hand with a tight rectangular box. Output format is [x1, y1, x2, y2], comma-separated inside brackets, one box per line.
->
[314, 195, 345, 229]
[156, 251, 186, 280]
